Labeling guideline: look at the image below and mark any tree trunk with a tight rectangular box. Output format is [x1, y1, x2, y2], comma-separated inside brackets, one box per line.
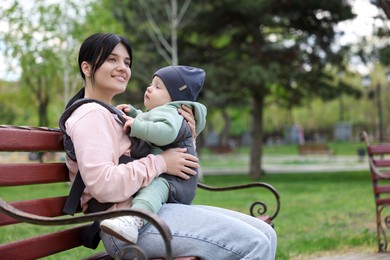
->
[249, 89, 264, 179]
[38, 94, 49, 126]
[170, 0, 178, 65]
[219, 110, 231, 147]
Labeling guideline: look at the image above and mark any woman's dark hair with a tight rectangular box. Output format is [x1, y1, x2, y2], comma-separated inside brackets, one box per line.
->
[66, 33, 133, 108]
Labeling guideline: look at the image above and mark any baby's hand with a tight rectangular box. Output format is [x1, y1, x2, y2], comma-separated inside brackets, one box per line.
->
[123, 115, 134, 132]
[117, 104, 131, 113]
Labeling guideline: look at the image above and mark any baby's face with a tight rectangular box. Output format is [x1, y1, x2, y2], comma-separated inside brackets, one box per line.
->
[144, 76, 172, 110]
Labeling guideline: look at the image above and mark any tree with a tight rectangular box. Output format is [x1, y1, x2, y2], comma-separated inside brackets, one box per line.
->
[0, 1, 93, 126]
[135, 0, 195, 66]
[100, 0, 201, 106]
[1, 0, 126, 126]
[179, 0, 356, 178]
[1, 2, 63, 125]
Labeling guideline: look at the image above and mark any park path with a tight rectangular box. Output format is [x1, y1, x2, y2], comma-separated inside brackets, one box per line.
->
[306, 252, 389, 259]
[202, 155, 369, 175]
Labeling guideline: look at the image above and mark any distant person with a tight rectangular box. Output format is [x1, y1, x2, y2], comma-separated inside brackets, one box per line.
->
[292, 123, 305, 145]
[298, 124, 305, 145]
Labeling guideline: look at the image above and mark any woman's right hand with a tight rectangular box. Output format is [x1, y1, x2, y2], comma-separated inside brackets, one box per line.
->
[161, 148, 199, 180]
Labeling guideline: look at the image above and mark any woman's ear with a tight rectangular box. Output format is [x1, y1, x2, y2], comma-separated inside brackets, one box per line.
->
[81, 61, 91, 77]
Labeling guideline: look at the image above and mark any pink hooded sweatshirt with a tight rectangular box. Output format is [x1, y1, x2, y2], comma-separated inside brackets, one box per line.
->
[64, 102, 166, 212]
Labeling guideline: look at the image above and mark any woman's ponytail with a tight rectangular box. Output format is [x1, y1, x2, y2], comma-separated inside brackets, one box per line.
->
[65, 87, 85, 109]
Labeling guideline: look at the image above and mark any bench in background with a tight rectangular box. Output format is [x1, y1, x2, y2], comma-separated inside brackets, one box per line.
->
[298, 143, 333, 156]
[0, 125, 280, 259]
[361, 131, 390, 253]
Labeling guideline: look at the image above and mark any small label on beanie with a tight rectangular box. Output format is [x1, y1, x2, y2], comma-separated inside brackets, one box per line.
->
[179, 85, 187, 91]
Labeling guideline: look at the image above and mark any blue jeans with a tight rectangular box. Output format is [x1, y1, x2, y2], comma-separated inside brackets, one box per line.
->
[100, 204, 277, 260]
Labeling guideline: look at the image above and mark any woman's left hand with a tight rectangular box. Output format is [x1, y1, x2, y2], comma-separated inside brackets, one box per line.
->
[179, 105, 196, 138]
[161, 148, 199, 179]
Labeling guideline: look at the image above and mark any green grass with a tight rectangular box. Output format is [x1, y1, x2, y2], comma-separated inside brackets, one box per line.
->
[0, 170, 379, 259]
[233, 141, 365, 156]
[194, 172, 377, 259]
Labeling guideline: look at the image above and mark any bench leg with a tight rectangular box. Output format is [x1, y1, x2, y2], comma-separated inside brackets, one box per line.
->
[376, 205, 389, 252]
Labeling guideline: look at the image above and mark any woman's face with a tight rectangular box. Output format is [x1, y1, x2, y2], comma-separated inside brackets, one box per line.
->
[91, 43, 131, 100]
[144, 76, 172, 110]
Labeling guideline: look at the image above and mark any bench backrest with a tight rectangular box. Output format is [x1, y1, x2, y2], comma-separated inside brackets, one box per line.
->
[361, 131, 390, 205]
[360, 131, 390, 252]
[0, 126, 87, 258]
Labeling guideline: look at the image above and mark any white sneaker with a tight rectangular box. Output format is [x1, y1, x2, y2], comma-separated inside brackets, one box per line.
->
[100, 216, 140, 243]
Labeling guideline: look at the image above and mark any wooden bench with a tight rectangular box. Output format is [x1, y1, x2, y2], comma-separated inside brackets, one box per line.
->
[361, 131, 390, 253]
[0, 125, 280, 259]
[208, 145, 233, 154]
[298, 143, 333, 156]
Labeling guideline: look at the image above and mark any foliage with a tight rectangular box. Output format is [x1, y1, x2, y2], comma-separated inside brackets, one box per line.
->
[0, 1, 388, 174]
[0, 0, 126, 127]
[178, 0, 357, 178]
[379, 46, 390, 66]
[1, 1, 89, 126]
[99, 0, 204, 107]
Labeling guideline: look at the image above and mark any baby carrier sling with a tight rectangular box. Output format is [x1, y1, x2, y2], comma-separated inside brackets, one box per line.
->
[59, 98, 198, 248]
[59, 98, 149, 248]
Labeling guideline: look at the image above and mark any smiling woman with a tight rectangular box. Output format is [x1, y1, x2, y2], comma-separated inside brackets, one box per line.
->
[58, 32, 277, 259]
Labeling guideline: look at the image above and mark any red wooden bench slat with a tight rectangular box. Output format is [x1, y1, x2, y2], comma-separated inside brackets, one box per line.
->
[376, 197, 390, 206]
[371, 173, 390, 181]
[0, 196, 68, 226]
[0, 163, 69, 186]
[375, 186, 390, 194]
[372, 159, 390, 167]
[0, 127, 63, 151]
[0, 225, 85, 259]
[367, 145, 390, 155]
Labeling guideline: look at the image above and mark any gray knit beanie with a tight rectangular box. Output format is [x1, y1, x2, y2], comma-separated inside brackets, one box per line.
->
[153, 65, 205, 102]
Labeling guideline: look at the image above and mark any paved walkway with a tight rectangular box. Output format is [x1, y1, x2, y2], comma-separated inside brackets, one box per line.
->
[305, 252, 389, 259]
[202, 155, 369, 175]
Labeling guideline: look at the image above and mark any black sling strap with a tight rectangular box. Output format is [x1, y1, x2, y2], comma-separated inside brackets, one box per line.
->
[62, 171, 84, 215]
[62, 154, 135, 215]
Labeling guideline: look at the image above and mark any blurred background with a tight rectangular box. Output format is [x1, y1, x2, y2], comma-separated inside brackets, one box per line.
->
[1, 0, 390, 178]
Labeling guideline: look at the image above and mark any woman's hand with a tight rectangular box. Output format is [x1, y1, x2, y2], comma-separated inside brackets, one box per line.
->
[161, 147, 199, 180]
[179, 105, 196, 138]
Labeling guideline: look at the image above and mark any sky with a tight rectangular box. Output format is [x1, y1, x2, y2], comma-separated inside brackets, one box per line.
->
[336, 0, 379, 46]
[0, 0, 382, 81]
[335, 0, 380, 74]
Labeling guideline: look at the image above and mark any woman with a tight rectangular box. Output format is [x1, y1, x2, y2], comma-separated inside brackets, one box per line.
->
[62, 32, 277, 259]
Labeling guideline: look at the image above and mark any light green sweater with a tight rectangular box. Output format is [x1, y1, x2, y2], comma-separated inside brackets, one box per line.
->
[128, 101, 207, 147]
